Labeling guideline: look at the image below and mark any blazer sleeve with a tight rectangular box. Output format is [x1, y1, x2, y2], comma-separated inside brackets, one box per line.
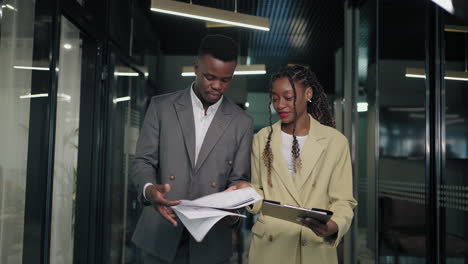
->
[326, 136, 358, 247]
[131, 98, 160, 204]
[246, 133, 264, 214]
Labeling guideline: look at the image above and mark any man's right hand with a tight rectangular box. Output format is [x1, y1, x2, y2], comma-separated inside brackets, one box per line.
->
[145, 184, 180, 227]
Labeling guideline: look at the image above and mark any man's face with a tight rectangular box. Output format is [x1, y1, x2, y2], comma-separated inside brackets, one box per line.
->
[194, 55, 237, 105]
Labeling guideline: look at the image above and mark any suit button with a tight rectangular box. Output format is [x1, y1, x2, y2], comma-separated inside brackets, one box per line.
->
[170, 175, 175, 180]
[268, 235, 273, 242]
[228, 160, 233, 165]
[301, 240, 307, 246]
[211, 182, 217, 188]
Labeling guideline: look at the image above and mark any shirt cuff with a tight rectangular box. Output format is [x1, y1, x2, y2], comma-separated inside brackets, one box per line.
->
[143, 183, 154, 201]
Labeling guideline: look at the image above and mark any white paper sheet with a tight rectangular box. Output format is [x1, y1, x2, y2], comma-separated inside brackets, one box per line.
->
[171, 187, 262, 242]
[173, 210, 225, 242]
[173, 205, 244, 220]
[179, 187, 263, 209]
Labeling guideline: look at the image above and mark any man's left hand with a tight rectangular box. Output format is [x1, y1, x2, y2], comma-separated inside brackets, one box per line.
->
[298, 218, 338, 238]
[224, 181, 251, 192]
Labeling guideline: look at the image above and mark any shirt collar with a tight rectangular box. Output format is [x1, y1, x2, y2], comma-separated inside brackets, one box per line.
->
[190, 82, 223, 115]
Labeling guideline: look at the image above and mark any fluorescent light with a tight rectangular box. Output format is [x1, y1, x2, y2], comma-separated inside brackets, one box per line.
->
[19, 93, 71, 101]
[182, 64, 266, 77]
[3, 4, 17, 11]
[14, 66, 49, 71]
[114, 96, 131, 103]
[151, 0, 269, 31]
[388, 107, 425, 112]
[63, 44, 72, 50]
[114, 72, 139, 77]
[405, 74, 426, 79]
[182, 72, 196, 77]
[357, 102, 368, 112]
[406, 68, 468, 82]
[233, 70, 266, 75]
[444, 76, 468, 81]
[114, 65, 147, 77]
[445, 25, 468, 33]
[19, 93, 49, 99]
[431, 0, 454, 14]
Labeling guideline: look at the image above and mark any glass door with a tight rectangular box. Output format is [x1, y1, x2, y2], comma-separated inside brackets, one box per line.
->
[441, 14, 468, 264]
[0, 1, 42, 263]
[377, 0, 429, 263]
[104, 53, 147, 264]
[49, 15, 100, 264]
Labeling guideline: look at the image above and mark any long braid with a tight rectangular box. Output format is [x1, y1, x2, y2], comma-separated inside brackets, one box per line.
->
[262, 65, 335, 185]
[262, 79, 274, 187]
[286, 73, 301, 172]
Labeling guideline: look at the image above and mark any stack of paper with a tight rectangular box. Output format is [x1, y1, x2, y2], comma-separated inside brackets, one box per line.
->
[172, 187, 262, 242]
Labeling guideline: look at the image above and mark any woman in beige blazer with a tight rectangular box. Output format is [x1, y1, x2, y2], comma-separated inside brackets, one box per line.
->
[247, 65, 357, 264]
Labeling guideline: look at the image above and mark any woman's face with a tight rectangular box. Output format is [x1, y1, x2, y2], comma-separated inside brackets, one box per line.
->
[271, 77, 312, 125]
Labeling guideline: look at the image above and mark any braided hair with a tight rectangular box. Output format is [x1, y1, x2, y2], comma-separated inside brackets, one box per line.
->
[262, 65, 335, 187]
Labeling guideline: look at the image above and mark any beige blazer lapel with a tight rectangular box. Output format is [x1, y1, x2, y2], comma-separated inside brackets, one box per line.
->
[174, 88, 196, 169]
[194, 98, 233, 173]
[295, 116, 326, 190]
[270, 121, 302, 205]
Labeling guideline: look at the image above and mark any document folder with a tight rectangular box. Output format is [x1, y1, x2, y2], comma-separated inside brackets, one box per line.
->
[262, 200, 333, 225]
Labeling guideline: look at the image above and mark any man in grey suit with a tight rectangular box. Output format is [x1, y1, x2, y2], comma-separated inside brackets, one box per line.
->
[131, 35, 253, 264]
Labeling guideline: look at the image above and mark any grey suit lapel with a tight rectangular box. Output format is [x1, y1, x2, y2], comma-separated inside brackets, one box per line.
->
[195, 98, 233, 173]
[174, 88, 196, 169]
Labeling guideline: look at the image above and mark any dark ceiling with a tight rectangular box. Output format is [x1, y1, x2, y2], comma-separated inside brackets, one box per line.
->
[146, 0, 345, 94]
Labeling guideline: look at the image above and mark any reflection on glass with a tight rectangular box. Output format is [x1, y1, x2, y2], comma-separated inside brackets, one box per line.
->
[0, 1, 37, 263]
[108, 64, 144, 263]
[377, 1, 428, 263]
[49, 17, 82, 264]
[356, 0, 377, 262]
[442, 17, 468, 264]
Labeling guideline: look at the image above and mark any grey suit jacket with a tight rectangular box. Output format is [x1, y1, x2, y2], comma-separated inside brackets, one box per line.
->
[131, 88, 253, 263]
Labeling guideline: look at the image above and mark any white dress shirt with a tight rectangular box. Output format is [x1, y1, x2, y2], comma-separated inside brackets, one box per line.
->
[190, 84, 223, 164]
[281, 131, 307, 179]
[143, 84, 223, 200]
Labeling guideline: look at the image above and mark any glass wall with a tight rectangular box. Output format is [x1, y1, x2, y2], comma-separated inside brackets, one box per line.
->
[354, 1, 468, 263]
[107, 62, 146, 264]
[356, 0, 377, 263]
[49, 16, 83, 264]
[1, 0, 157, 263]
[0, 1, 39, 263]
[377, 1, 428, 263]
[441, 14, 468, 264]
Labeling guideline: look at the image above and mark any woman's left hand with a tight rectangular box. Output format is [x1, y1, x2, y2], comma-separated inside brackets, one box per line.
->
[298, 218, 338, 238]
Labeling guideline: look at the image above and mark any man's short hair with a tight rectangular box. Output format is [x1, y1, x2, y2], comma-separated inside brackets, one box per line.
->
[198, 34, 239, 62]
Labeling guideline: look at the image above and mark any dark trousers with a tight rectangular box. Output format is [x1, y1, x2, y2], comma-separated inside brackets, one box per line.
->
[143, 229, 190, 264]
[143, 228, 230, 264]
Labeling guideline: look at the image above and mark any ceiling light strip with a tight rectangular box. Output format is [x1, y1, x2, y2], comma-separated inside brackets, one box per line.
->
[151, 0, 269, 31]
[14, 66, 50, 71]
[114, 96, 131, 103]
[445, 25, 468, 33]
[181, 65, 266, 77]
[19, 93, 49, 99]
[114, 72, 139, 77]
[406, 67, 468, 82]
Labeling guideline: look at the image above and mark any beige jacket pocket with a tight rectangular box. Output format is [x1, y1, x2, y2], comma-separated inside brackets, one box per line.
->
[251, 219, 266, 238]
